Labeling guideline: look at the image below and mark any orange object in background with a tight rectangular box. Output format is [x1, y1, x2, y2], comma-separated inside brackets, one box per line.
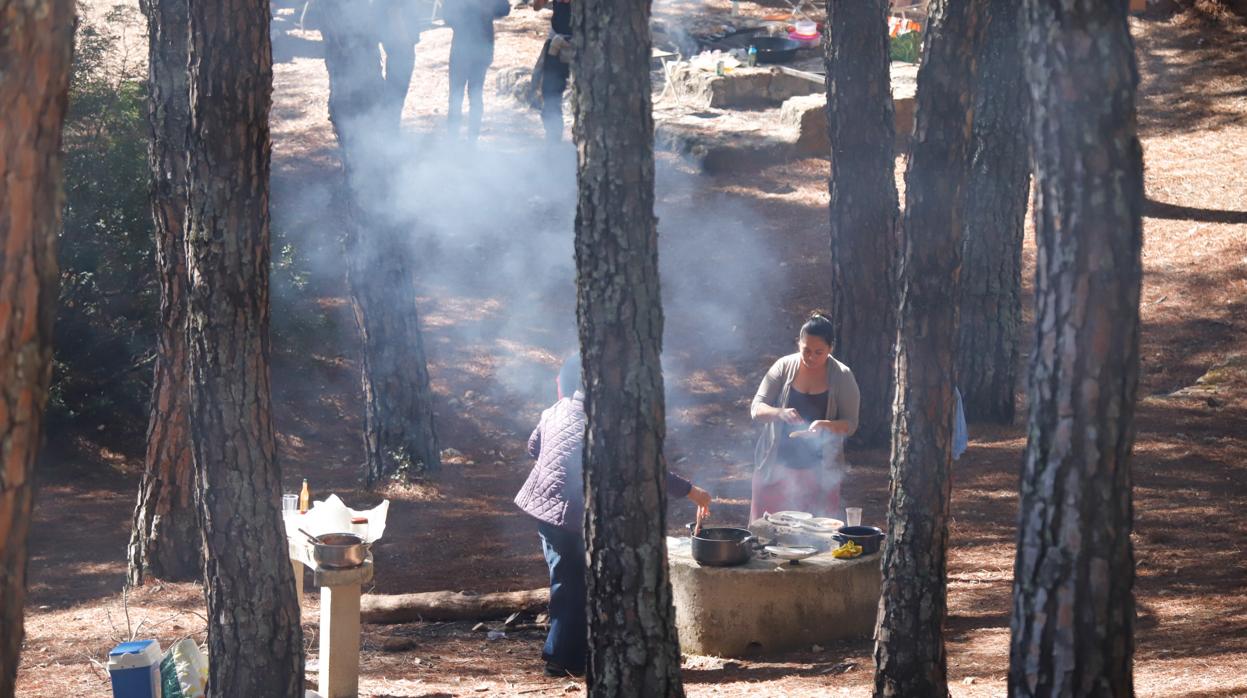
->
[1130, 0, 1146, 12]
[888, 15, 922, 37]
[299, 478, 310, 513]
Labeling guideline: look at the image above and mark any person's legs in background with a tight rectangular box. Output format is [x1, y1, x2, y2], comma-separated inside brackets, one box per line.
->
[466, 53, 490, 141]
[378, 0, 416, 120]
[447, 41, 468, 135]
[540, 55, 569, 142]
[538, 522, 586, 675]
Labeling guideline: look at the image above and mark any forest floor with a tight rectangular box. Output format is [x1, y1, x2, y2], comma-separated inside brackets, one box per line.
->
[16, 3, 1247, 697]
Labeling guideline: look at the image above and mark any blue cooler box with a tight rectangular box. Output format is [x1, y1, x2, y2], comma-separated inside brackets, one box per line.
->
[107, 640, 162, 698]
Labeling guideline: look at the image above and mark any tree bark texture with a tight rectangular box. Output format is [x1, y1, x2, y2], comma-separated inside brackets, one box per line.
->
[0, 2, 74, 694]
[1008, 1, 1144, 695]
[873, 0, 981, 695]
[184, 0, 304, 694]
[823, 0, 899, 448]
[322, 1, 442, 485]
[128, 0, 200, 587]
[956, 0, 1031, 425]
[571, 0, 686, 694]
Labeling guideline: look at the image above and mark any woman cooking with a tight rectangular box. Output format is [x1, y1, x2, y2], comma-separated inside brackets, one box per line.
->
[749, 311, 860, 521]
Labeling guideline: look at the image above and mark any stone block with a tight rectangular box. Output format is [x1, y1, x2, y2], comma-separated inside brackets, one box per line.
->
[780, 94, 829, 157]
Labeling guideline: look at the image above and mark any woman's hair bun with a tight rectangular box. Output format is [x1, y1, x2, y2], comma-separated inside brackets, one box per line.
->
[800, 311, 835, 345]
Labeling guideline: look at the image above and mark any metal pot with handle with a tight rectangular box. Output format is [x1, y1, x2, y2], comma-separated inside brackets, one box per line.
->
[832, 525, 885, 555]
[312, 532, 370, 569]
[686, 524, 757, 567]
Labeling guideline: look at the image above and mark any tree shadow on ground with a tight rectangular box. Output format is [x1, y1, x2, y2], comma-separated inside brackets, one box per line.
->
[1145, 196, 1247, 224]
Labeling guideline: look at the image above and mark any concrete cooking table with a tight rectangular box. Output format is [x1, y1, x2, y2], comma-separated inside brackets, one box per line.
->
[667, 522, 882, 657]
[289, 534, 373, 698]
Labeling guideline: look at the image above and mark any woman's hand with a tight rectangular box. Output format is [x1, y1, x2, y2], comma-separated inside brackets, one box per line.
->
[810, 419, 853, 435]
[778, 407, 803, 425]
[688, 486, 712, 521]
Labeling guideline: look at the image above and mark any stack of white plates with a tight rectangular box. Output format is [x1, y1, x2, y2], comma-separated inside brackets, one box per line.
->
[797, 517, 844, 534]
[765, 510, 813, 527]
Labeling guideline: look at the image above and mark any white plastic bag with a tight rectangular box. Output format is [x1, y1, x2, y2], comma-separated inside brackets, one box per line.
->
[303, 494, 389, 543]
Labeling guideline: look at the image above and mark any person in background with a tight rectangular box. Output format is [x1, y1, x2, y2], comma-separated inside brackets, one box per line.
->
[515, 354, 712, 677]
[445, 0, 511, 140]
[748, 311, 860, 521]
[530, 0, 571, 141]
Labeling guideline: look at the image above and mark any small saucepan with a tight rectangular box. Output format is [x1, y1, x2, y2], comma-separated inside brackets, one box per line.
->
[687, 524, 757, 567]
[832, 525, 885, 556]
[312, 532, 369, 569]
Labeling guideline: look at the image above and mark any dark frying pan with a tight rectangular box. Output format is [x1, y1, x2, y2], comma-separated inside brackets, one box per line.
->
[750, 37, 801, 64]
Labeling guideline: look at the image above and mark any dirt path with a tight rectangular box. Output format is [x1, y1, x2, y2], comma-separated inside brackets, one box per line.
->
[17, 7, 1247, 697]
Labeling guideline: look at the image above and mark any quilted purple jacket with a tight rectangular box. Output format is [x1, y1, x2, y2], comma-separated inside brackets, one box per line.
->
[515, 392, 693, 531]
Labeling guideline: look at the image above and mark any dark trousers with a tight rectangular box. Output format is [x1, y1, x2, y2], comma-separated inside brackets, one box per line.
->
[540, 52, 570, 142]
[448, 38, 493, 140]
[538, 521, 586, 671]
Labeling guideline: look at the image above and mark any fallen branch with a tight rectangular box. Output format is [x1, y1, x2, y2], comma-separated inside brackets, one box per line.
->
[361, 588, 549, 625]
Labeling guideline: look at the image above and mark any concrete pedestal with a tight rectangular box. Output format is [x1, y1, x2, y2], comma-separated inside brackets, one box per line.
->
[315, 561, 373, 698]
[668, 537, 881, 657]
[288, 534, 373, 698]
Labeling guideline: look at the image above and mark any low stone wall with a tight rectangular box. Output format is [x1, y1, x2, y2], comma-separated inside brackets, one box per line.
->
[668, 536, 881, 657]
[665, 65, 824, 110]
[498, 62, 921, 170]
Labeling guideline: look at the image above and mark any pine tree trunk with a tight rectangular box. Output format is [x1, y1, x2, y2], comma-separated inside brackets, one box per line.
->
[184, 0, 304, 694]
[571, 0, 685, 694]
[0, 2, 74, 693]
[128, 0, 200, 587]
[321, 2, 441, 484]
[873, 0, 982, 695]
[824, 0, 899, 448]
[956, 0, 1030, 425]
[1008, 1, 1143, 694]
[344, 208, 441, 485]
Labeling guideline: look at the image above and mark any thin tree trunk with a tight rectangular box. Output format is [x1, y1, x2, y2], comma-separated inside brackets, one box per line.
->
[0, 2, 74, 693]
[571, 0, 685, 693]
[184, 0, 304, 693]
[824, 0, 899, 448]
[873, 0, 982, 695]
[1008, 0, 1144, 694]
[321, 2, 441, 484]
[956, 0, 1030, 425]
[128, 0, 200, 587]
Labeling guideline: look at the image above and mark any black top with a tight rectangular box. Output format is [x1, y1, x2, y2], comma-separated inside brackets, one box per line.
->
[775, 388, 827, 470]
[551, 0, 572, 36]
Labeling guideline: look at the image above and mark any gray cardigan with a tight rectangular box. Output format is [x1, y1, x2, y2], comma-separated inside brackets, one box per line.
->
[750, 353, 860, 476]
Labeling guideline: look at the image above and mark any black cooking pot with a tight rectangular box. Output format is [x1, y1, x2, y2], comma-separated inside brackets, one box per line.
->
[686, 524, 757, 567]
[750, 37, 801, 64]
[832, 525, 886, 555]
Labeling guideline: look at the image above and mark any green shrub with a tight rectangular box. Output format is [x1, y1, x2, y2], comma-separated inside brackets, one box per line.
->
[50, 6, 156, 444]
[50, 5, 330, 447]
[890, 31, 922, 64]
